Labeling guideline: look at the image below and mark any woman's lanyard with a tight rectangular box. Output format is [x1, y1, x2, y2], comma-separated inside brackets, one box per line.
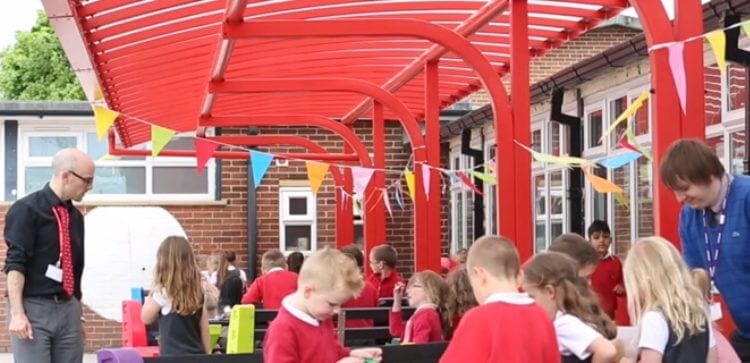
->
[702, 188, 729, 294]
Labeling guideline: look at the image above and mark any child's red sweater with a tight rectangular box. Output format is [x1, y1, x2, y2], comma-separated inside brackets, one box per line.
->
[590, 255, 624, 318]
[389, 304, 443, 343]
[342, 281, 378, 328]
[240, 269, 298, 309]
[367, 270, 404, 299]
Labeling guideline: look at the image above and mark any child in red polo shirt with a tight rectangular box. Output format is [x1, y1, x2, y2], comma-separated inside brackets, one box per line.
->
[341, 244, 378, 328]
[587, 221, 624, 320]
[441, 236, 560, 363]
[241, 249, 298, 309]
[390, 270, 451, 344]
[367, 244, 404, 299]
[263, 248, 382, 363]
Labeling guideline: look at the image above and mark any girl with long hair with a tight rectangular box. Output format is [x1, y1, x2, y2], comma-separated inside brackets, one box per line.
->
[390, 270, 453, 343]
[445, 266, 478, 334]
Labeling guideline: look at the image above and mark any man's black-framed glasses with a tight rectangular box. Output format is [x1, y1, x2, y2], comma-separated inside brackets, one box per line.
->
[68, 170, 94, 185]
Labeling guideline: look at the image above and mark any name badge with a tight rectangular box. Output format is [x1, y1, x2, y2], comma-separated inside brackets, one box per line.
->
[710, 302, 723, 321]
[45, 264, 63, 282]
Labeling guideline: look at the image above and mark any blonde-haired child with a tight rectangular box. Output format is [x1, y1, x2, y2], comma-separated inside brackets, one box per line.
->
[523, 252, 618, 363]
[390, 270, 452, 344]
[264, 247, 382, 363]
[445, 266, 477, 333]
[624, 236, 716, 363]
[141, 236, 210, 356]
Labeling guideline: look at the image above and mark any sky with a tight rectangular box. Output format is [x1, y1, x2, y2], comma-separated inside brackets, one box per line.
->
[0, 0, 43, 51]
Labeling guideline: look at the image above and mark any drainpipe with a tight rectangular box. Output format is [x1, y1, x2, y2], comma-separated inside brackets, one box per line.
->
[550, 88, 584, 235]
[246, 127, 260, 281]
[461, 129, 485, 239]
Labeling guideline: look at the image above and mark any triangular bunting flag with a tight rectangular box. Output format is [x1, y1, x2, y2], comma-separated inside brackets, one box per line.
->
[469, 170, 497, 185]
[597, 151, 642, 169]
[706, 31, 726, 76]
[600, 90, 650, 143]
[195, 138, 219, 174]
[743, 23, 750, 39]
[340, 189, 348, 213]
[394, 183, 405, 210]
[517, 141, 589, 167]
[94, 86, 104, 102]
[382, 190, 393, 218]
[447, 171, 461, 185]
[305, 161, 330, 195]
[151, 125, 176, 157]
[421, 163, 431, 200]
[583, 167, 624, 193]
[94, 106, 119, 140]
[614, 192, 630, 210]
[667, 42, 687, 114]
[249, 150, 274, 189]
[404, 169, 416, 201]
[625, 128, 653, 161]
[352, 167, 375, 197]
[457, 172, 483, 196]
[97, 153, 117, 162]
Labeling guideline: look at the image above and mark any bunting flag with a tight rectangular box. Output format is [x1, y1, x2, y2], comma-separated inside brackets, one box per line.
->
[597, 151, 642, 169]
[97, 153, 117, 161]
[195, 138, 219, 174]
[624, 128, 653, 160]
[383, 190, 393, 218]
[469, 170, 497, 185]
[516, 141, 590, 167]
[582, 166, 624, 194]
[249, 150, 274, 188]
[340, 189, 348, 213]
[600, 90, 650, 143]
[94, 106, 119, 140]
[352, 166, 375, 197]
[404, 169, 416, 201]
[743, 23, 750, 38]
[614, 192, 630, 210]
[485, 161, 495, 174]
[706, 30, 727, 76]
[394, 182, 405, 210]
[667, 42, 687, 114]
[305, 161, 330, 195]
[421, 163, 431, 200]
[151, 125, 176, 157]
[456, 172, 483, 196]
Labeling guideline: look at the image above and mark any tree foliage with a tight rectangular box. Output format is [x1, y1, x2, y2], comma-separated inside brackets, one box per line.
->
[0, 10, 85, 100]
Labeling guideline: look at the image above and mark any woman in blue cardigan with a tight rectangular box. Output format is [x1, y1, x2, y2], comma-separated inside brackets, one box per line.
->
[660, 138, 750, 361]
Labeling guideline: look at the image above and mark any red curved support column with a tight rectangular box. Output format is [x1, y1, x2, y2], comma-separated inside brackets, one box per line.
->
[366, 102, 386, 267]
[424, 61, 442, 272]
[628, 0, 705, 246]
[222, 19, 518, 267]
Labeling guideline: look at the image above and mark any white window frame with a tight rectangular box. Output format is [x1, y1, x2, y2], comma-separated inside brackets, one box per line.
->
[0, 122, 4, 201]
[17, 119, 216, 202]
[449, 146, 474, 254]
[484, 140, 498, 236]
[279, 186, 317, 254]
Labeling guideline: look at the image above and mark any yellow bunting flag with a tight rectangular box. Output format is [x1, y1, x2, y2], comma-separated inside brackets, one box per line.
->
[404, 169, 416, 201]
[614, 192, 630, 210]
[93, 106, 119, 140]
[94, 86, 104, 102]
[743, 23, 750, 39]
[97, 153, 117, 162]
[305, 161, 329, 195]
[706, 31, 727, 75]
[583, 166, 623, 194]
[469, 170, 497, 185]
[515, 141, 589, 167]
[600, 90, 650, 143]
[151, 125, 176, 157]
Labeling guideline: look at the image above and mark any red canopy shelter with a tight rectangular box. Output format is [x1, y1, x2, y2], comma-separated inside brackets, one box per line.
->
[42, 0, 706, 271]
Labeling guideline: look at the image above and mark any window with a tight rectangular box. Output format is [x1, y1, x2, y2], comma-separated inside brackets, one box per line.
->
[353, 196, 364, 249]
[18, 123, 215, 201]
[279, 187, 317, 253]
[532, 119, 569, 251]
[450, 151, 474, 253]
[609, 96, 628, 145]
[727, 64, 746, 112]
[485, 144, 498, 235]
[0, 123, 4, 201]
[586, 109, 603, 149]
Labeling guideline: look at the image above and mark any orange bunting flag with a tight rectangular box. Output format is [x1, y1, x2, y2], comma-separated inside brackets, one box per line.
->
[151, 125, 176, 158]
[583, 167, 623, 194]
[94, 106, 119, 140]
[195, 138, 219, 174]
[305, 161, 330, 195]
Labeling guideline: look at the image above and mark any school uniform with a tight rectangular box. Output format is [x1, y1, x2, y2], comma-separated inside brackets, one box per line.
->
[342, 281, 378, 328]
[555, 312, 603, 363]
[263, 295, 350, 363]
[440, 293, 560, 363]
[590, 255, 623, 319]
[367, 270, 404, 299]
[637, 310, 714, 363]
[240, 268, 298, 309]
[151, 290, 205, 356]
[389, 303, 443, 343]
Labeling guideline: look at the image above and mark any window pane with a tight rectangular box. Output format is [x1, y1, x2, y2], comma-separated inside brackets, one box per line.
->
[634, 96, 649, 136]
[610, 96, 628, 146]
[86, 133, 108, 160]
[707, 135, 725, 161]
[636, 158, 653, 238]
[705, 64, 722, 125]
[152, 167, 208, 194]
[456, 195, 463, 244]
[550, 171, 563, 215]
[550, 220, 563, 242]
[551, 122, 562, 156]
[354, 224, 364, 249]
[728, 64, 746, 111]
[535, 222, 546, 253]
[613, 166, 631, 257]
[91, 167, 146, 194]
[289, 197, 308, 215]
[465, 190, 474, 245]
[285, 225, 312, 251]
[535, 174, 546, 216]
[592, 167, 608, 221]
[587, 110, 603, 148]
[29, 136, 76, 157]
[532, 130, 542, 153]
[25, 167, 52, 193]
[731, 131, 746, 175]
[489, 185, 497, 234]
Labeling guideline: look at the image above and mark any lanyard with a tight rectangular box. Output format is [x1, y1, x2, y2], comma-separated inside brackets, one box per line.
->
[702, 189, 729, 289]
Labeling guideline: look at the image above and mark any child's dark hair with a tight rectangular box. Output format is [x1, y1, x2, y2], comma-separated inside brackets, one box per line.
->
[587, 220, 611, 239]
[371, 244, 398, 269]
[549, 233, 600, 268]
[287, 251, 305, 274]
[524, 252, 616, 339]
[341, 244, 364, 268]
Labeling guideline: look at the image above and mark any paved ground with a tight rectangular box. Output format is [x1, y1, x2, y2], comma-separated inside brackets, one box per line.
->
[0, 353, 98, 362]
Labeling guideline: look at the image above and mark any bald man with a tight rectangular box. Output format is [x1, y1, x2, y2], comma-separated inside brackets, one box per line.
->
[4, 148, 94, 363]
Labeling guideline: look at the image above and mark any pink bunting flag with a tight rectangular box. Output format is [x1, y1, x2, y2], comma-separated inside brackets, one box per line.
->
[668, 42, 687, 114]
[618, 137, 641, 154]
[421, 163, 431, 200]
[351, 167, 375, 197]
[382, 190, 393, 218]
[456, 172, 483, 196]
[194, 138, 219, 174]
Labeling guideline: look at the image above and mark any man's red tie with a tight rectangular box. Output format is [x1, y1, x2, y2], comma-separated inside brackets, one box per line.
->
[52, 205, 74, 297]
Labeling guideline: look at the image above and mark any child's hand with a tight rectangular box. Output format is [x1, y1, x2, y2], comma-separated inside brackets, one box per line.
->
[350, 347, 383, 362]
[393, 282, 405, 299]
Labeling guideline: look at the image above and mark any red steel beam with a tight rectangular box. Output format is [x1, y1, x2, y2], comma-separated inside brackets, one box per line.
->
[423, 60, 442, 273]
